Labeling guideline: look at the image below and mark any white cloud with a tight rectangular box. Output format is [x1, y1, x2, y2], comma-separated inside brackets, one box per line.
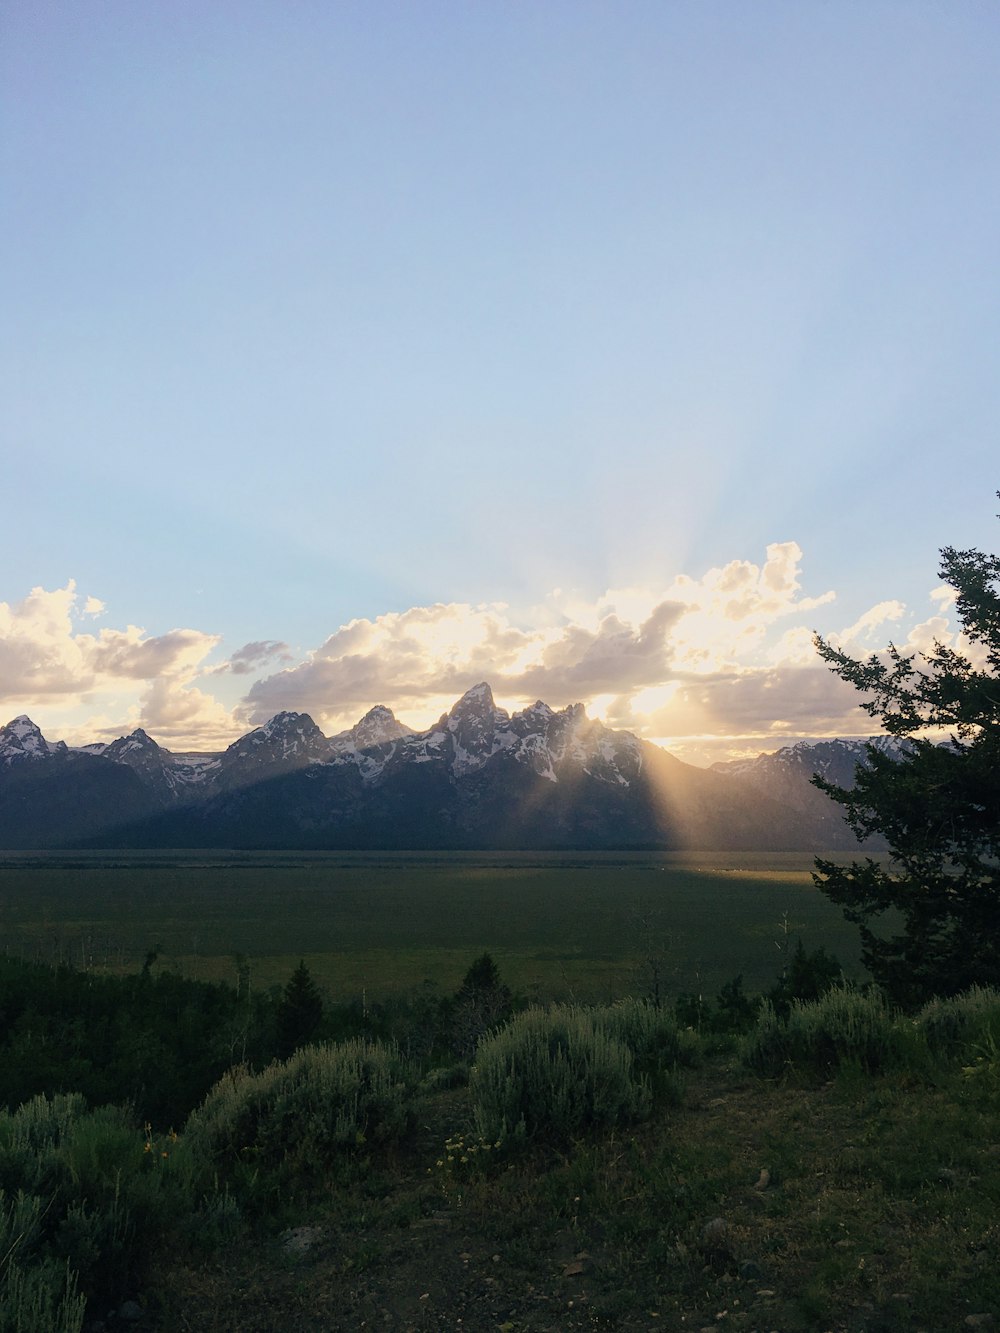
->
[241, 543, 858, 746]
[211, 640, 292, 676]
[832, 600, 906, 649]
[0, 581, 233, 747]
[4, 542, 965, 762]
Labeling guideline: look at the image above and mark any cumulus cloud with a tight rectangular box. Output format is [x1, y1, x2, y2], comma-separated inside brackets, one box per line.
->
[0, 581, 234, 747]
[240, 543, 856, 749]
[4, 545, 967, 763]
[211, 640, 292, 676]
[832, 601, 906, 649]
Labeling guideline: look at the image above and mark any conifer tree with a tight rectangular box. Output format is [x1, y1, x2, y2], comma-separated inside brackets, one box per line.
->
[276, 960, 324, 1059]
[812, 514, 1000, 1006]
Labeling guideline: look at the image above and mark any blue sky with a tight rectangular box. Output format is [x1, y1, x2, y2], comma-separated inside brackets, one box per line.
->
[2, 2, 998, 763]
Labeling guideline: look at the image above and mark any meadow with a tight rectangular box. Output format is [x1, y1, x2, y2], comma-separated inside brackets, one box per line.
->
[0, 849, 871, 1001]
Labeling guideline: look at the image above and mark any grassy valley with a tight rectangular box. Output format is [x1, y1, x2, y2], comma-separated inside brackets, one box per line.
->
[0, 850, 868, 1001]
[0, 851, 995, 1332]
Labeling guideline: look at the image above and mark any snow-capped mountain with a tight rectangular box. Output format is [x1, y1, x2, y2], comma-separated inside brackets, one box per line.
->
[0, 689, 888, 851]
[214, 711, 332, 789]
[712, 737, 912, 808]
[99, 729, 217, 804]
[0, 715, 68, 766]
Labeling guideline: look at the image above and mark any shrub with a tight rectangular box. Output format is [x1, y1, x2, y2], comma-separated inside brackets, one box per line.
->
[916, 986, 1000, 1058]
[0, 1094, 211, 1324]
[742, 985, 904, 1077]
[185, 1039, 414, 1179]
[0, 1256, 84, 1333]
[591, 998, 699, 1102]
[470, 1006, 651, 1147]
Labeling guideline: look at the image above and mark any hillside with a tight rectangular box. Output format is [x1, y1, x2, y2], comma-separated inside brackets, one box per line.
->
[156, 1048, 1000, 1331]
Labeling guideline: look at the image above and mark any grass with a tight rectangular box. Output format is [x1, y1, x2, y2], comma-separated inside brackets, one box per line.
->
[152, 1046, 1000, 1331]
[0, 849, 870, 1002]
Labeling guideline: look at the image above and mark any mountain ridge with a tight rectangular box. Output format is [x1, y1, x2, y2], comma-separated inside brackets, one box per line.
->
[0, 685, 893, 851]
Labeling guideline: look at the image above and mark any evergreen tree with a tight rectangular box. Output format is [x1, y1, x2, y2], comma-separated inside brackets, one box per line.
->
[452, 953, 513, 1058]
[812, 517, 1000, 1006]
[276, 960, 324, 1059]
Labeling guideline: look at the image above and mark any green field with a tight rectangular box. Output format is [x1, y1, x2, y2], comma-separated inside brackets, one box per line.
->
[0, 849, 875, 1003]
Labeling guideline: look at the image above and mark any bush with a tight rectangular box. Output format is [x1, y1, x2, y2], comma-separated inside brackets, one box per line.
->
[470, 1006, 652, 1147]
[0, 1255, 84, 1333]
[742, 985, 905, 1077]
[0, 1093, 215, 1325]
[185, 1039, 414, 1180]
[916, 986, 1000, 1057]
[591, 998, 699, 1101]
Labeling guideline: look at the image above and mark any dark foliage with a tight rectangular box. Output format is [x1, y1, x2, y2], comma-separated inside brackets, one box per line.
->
[813, 514, 1000, 1006]
[451, 952, 514, 1058]
[767, 939, 843, 1016]
[0, 957, 275, 1125]
[275, 959, 324, 1059]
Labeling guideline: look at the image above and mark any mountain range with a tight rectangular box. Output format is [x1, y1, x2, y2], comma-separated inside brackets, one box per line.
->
[0, 683, 901, 851]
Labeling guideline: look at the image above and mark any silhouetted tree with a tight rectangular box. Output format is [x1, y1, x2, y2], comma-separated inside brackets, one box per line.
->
[276, 960, 324, 1059]
[452, 952, 513, 1058]
[813, 513, 1000, 1006]
[767, 939, 843, 1016]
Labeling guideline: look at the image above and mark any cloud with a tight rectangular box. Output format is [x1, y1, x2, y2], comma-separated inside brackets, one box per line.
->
[0, 581, 234, 747]
[241, 543, 853, 745]
[211, 640, 292, 676]
[828, 600, 906, 650]
[4, 547, 965, 762]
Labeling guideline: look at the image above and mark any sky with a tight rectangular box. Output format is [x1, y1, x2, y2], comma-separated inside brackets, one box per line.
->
[2, 1, 998, 765]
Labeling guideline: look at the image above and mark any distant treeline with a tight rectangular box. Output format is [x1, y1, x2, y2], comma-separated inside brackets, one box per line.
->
[0, 939, 847, 1126]
[0, 952, 522, 1124]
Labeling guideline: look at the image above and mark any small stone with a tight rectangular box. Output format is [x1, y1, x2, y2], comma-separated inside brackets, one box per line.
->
[754, 1168, 771, 1191]
[739, 1260, 764, 1282]
[702, 1217, 729, 1247]
[562, 1261, 586, 1277]
[282, 1225, 324, 1255]
[118, 1302, 143, 1323]
[965, 1317, 995, 1330]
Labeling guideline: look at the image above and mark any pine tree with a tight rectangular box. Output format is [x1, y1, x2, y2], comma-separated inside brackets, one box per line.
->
[812, 515, 1000, 1006]
[276, 960, 324, 1059]
[452, 953, 513, 1058]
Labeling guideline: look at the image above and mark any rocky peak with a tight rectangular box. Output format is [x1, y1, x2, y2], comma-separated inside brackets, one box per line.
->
[258, 711, 323, 741]
[444, 683, 510, 773]
[0, 715, 65, 764]
[449, 682, 498, 716]
[352, 704, 410, 750]
[220, 711, 330, 776]
[104, 728, 161, 759]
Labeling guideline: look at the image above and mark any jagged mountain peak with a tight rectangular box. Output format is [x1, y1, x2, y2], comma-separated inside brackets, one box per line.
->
[522, 699, 553, 716]
[1, 715, 66, 763]
[258, 710, 322, 736]
[448, 682, 498, 716]
[351, 704, 410, 749]
[104, 728, 164, 758]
